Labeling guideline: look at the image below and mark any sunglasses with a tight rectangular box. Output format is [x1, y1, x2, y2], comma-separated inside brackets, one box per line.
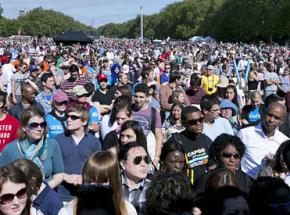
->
[187, 117, 204, 125]
[131, 155, 150, 165]
[222, 152, 240, 159]
[66, 114, 82, 121]
[26, 121, 47, 129]
[55, 101, 68, 106]
[99, 79, 107, 83]
[0, 188, 27, 205]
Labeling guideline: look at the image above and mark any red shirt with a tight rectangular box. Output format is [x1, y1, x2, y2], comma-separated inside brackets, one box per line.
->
[0, 114, 20, 152]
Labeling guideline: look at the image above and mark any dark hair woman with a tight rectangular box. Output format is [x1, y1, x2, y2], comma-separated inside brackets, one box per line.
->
[161, 102, 185, 141]
[208, 134, 252, 193]
[13, 158, 66, 215]
[0, 164, 31, 215]
[0, 106, 64, 189]
[159, 139, 185, 173]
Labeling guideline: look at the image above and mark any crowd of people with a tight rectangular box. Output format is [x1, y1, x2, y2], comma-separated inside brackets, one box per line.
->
[0, 36, 289, 215]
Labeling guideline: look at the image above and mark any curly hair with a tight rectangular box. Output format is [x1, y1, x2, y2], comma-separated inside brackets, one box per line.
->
[273, 140, 290, 173]
[209, 134, 245, 162]
[146, 172, 194, 215]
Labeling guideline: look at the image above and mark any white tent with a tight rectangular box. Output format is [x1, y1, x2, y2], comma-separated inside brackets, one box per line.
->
[189, 35, 216, 43]
[188, 36, 204, 43]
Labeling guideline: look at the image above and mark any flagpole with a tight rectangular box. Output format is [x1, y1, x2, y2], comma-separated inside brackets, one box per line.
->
[140, 6, 143, 44]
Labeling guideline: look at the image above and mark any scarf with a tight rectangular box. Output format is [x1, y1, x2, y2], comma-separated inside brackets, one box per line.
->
[18, 137, 47, 178]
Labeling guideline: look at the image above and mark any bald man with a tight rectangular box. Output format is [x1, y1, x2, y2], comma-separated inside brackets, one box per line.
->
[238, 102, 289, 179]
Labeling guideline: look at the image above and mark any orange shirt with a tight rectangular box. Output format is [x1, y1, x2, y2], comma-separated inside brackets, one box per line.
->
[42, 61, 49, 71]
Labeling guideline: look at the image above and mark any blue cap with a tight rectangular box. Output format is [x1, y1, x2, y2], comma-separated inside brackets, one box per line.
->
[220, 99, 238, 116]
[29, 64, 38, 72]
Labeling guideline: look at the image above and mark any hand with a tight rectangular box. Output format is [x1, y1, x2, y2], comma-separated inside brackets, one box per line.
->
[264, 154, 275, 165]
[152, 159, 160, 170]
[64, 174, 82, 186]
[192, 207, 202, 215]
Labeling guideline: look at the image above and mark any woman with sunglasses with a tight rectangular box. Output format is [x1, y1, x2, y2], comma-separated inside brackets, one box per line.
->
[75, 151, 137, 215]
[0, 106, 64, 189]
[13, 158, 67, 215]
[118, 142, 151, 215]
[208, 134, 252, 193]
[0, 164, 31, 215]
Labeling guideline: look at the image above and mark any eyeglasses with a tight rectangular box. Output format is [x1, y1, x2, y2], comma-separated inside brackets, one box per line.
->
[131, 155, 150, 165]
[0, 188, 27, 205]
[165, 67, 170, 69]
[187, 117, 204, 125]
[66, 114, 82, 121]
[222, 152, 240, 159]
[55, 101, 68, 106]
[26, 121, 47, 129]
[99, 79, 107, 83]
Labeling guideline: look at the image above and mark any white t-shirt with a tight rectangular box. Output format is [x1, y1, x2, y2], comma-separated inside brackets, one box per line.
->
[1, 63, 16, 94]
[125, 200, 138, 215]
[100, 114, 118, 140]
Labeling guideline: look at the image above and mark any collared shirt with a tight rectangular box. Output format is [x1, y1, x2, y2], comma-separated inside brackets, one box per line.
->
[55, 132, 101, 202]
[238, 124, 289, 179]
[121, 175, 151, 215]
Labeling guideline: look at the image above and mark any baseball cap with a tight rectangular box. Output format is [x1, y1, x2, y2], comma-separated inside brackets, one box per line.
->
[72, 85, 88, 96]
[97, 74, 108, 82]
[53, 91, 68, 103]
[29, 64, 38, 72]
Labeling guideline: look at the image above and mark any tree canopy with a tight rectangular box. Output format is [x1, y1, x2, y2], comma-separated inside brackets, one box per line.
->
[0, 7, 95, 37]
[0, 1, 289, 42]
[97, 0, 290, 43]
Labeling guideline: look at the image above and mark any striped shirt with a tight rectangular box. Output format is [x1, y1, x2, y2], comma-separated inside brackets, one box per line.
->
[60, 77, 87, 98]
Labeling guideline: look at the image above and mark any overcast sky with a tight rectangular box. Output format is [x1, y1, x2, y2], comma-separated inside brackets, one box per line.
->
[0, 0, 182, 27]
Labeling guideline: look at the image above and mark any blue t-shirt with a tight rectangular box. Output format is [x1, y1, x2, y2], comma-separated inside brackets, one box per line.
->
[88, 106, 101, 125]
[0, 139, 64, 181]
[248, 107, 261, 123]
[45, 114, 66, 138]
[160, 73, 170, 85]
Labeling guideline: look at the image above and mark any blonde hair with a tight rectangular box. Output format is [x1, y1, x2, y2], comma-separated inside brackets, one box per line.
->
[82, 151, 128, 215]
[250, 91, 261, 99]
